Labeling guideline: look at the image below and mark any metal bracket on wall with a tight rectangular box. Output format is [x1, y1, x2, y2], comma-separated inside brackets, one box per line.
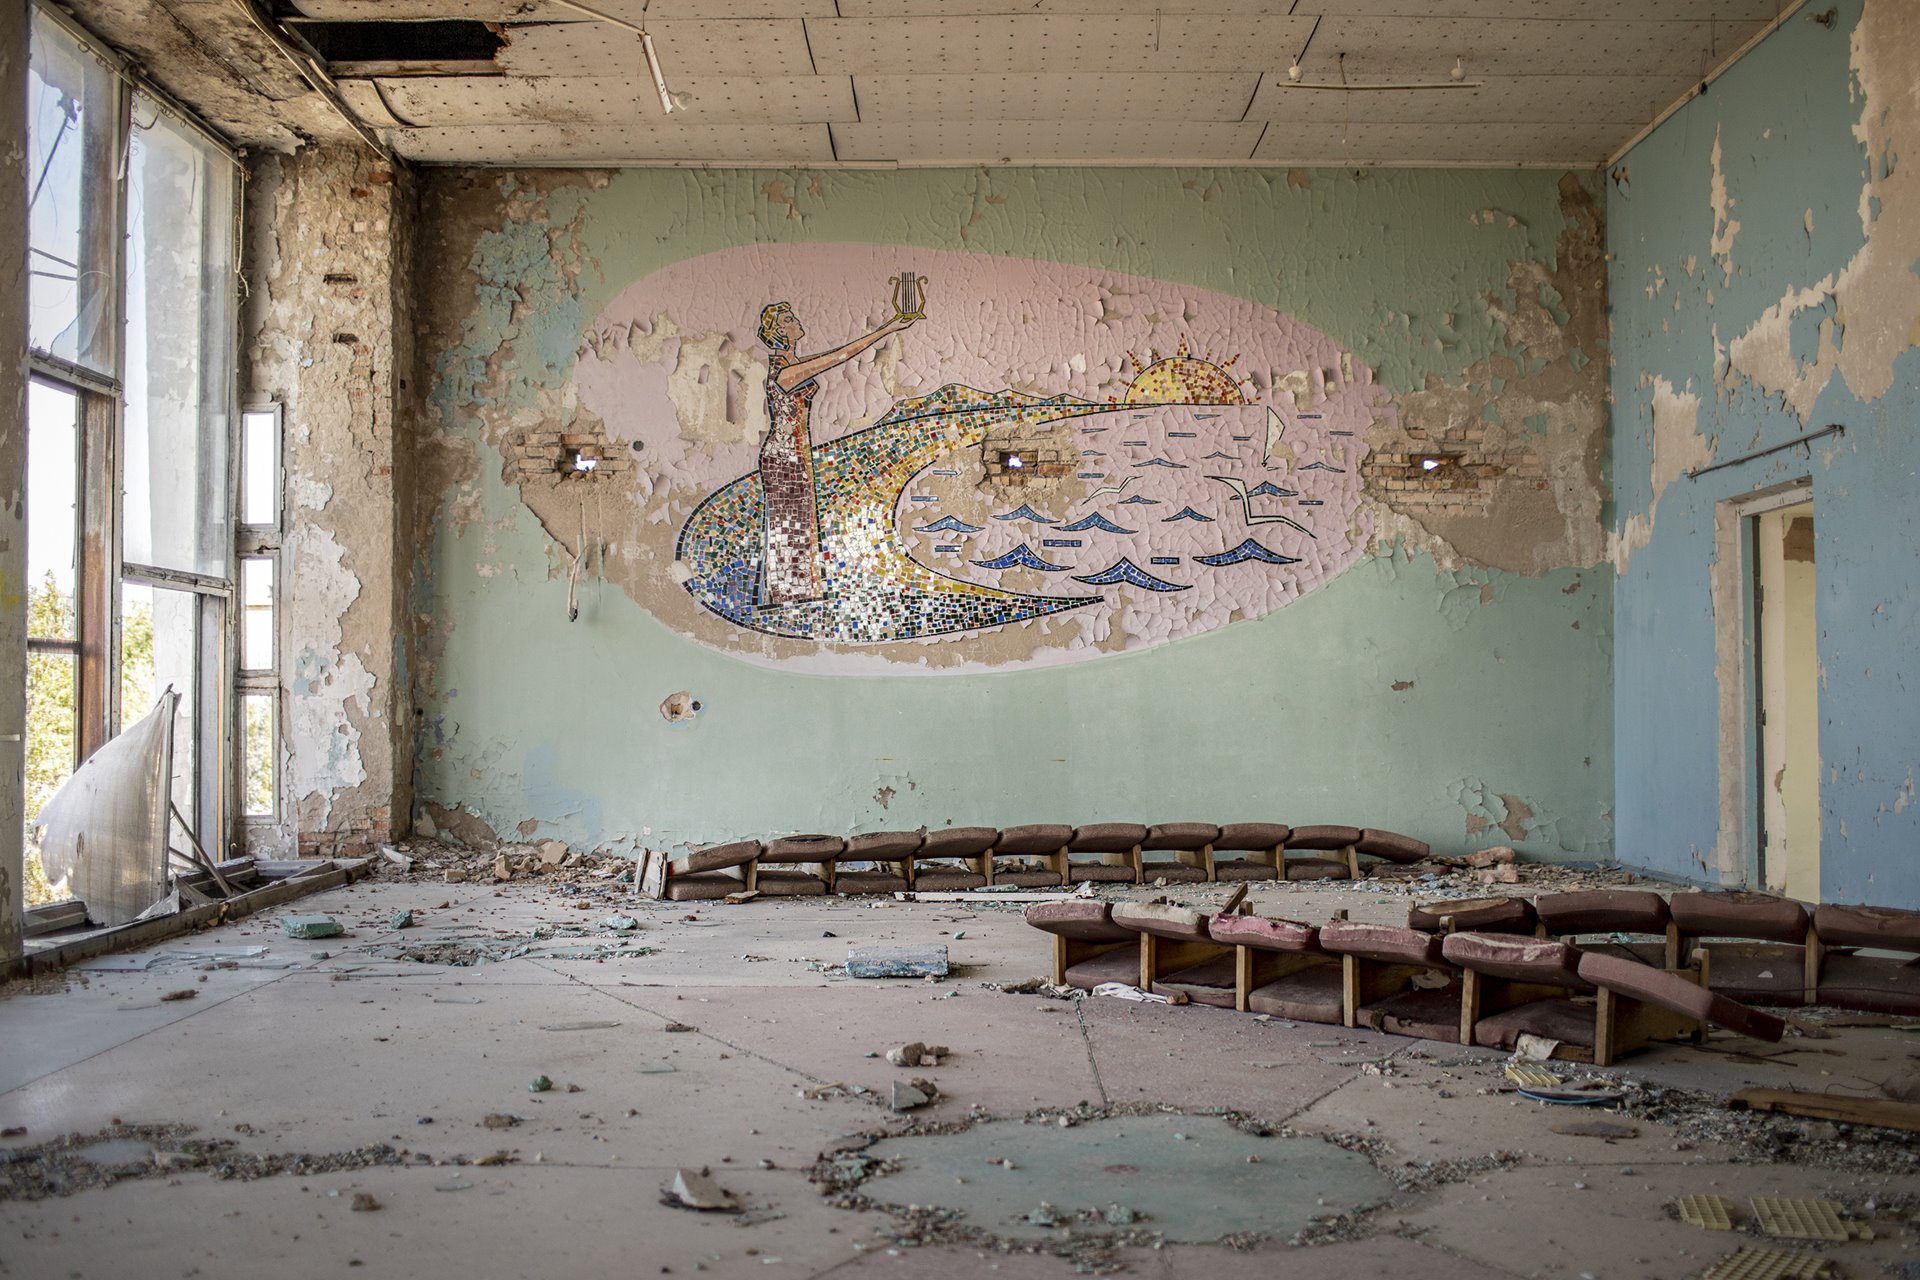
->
[1687, 424, 1844, 481]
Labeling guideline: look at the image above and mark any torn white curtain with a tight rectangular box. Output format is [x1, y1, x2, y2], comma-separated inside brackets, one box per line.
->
[34, 690, 177, 927]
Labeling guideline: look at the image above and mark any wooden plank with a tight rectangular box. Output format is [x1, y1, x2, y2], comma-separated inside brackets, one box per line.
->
[1728, 1088, 1920, 1135]
[1051, 933, 1068, 986]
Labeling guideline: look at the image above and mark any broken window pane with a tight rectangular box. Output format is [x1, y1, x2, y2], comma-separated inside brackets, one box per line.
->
[242, 694, 274, 817]
[240, 557, 274, 670]
[27, 13, 117, 373]
[241, 408, 280, 527]
[122, 94, 235, 576]
[27, 381, 79, 641]
[120, 581, 198, 823]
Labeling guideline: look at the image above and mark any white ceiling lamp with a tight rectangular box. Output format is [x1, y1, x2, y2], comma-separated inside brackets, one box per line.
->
[1283, 53, 1484, 91]
[547, 0, 680, 114]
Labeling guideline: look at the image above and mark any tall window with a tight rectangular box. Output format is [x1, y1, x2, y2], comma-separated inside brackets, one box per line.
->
[24, 8, 239, 904]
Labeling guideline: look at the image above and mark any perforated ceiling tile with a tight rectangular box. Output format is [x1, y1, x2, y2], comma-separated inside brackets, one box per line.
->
[1296, 0, 1783, 18]
[831, 119, 1265, 164]
[1245, 72, 1695, 124]
[349, 74, 855, 126]
[809, 14, 1312, 75]
[494, 18, 812, 78]
[390, 121, 835, 164]
[1251, 119, 1621, 165]
[290, 0, 834, 18]
[854, 74, 1261, 123]
[837, 0, 1297, 13]
[1306, 16, 1769, 78]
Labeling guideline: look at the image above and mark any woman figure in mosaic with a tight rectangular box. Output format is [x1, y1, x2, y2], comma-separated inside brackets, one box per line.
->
[756, 301, 916, 605]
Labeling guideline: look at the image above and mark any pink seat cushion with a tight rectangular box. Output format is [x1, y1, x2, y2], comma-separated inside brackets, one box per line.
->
[761, 834, 845, 863]
[1066, 862, 1138, 882]
[1813, 904, 1920, 953]
[1064, 948, 1140, 991]
[1700, 940, 1808, 1006]
[1248, 965, 1344, 1023]
[1289, 825, 1362, 850]
[1320, 921, 1444, 967]
[1537, 890, 1671, 936]
[1474, 998, 1597, 1050]
[1670, 891, 1808, 944]
[754, 869, 828, 896]
[1357, 829, 1430, 863]
[1157, 955, 1239, 1008]
[1816, 954, 1920, 1015]
[1408, 896, 1537, 935]
[1213, 858, 1281, 882]
[1208, 913, 1322, 954]
[834, 870, 908, 895]
[1139, 861, 1209, 884]
[1441, 932, 1586, 988]
[1576, 950, 1785, 1041]
[1070, 823, 1149, 852]
[1287, 857, 1351, 881]
[1144, 823, 1221, 850]
[1215, 823, 1292, 851]
[674, 840, 762, 874]
[921, 827, 998, 858]
[664, 872, 741, 901]
[845, 831, 925, 859]
[995, 824, 1073, 854]
[1111, 901, 1212, 941]
[1026, 900, 1132, 942]
[1360, 987, 1462, 1042]
[915, 868, 987, 891]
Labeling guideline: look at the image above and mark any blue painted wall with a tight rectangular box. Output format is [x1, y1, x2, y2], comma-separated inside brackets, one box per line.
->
[1610, 0, 1920, 904]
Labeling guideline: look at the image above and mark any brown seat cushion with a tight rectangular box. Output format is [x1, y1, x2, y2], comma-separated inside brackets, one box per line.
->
[1070, 823, 1148, 852]
[1111, 901, 1212, 941]
[1064, 948, 1140, 991]
[1698, 940, 1808, 1005]
[1320, 921, 1445, 967]
[1066, 862, 1138, 882]
[1289, 824, 1362, 850]
[994, 824, 1073, 855]
[1580, 938, 1671, 966]
[1816, 954, 1920, 1015]
[1576, 950, 1786, 1041]
[1144, 823, 1221, 850]
[1670, 890, 1808, 944]
[1248, 965, 1344, 1022]
[921, 827, 998, 858]
[672, 840, 761, 874]
[754, 868, 828, 896]
[1208, 913, 1322, 954]
[1441, 932, 1586, 987]
[1215, 823, 1291, 851]
[1026, 900, 1133, 942]
[1156, 955, 1239, 1008]
[1408, 896, 1537, 935]
[663, 872, 742, 901]
[762, 834, 845, 863]
[994, 866, 1064, 888]
[1474, 998, 1597, 1051]
[1813, 904, 1920, 953]
[833, 869, 908, 895]
[1536, 890, 1671, 936]
[1357, 829, 1430, 863]
[1138, 861, 1210, 884]
[845, 831, 925, 859]
[1359, 987, 1462, 1042]
[914, 868, 987, 891]
[1213, 858, 1281, 882]
[1287, 857, 1351, 881]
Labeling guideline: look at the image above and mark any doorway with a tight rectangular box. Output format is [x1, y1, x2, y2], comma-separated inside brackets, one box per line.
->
[1753, 500, 1819, 901]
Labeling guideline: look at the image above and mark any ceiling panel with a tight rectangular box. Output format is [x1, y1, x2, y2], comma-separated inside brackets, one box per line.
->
[1296, 0, 1783, 17]
[1245, 72, 1696, 124]
[494, 19, 813, 77]
[831, 119, 1264, 163]
[1251, 119, 1623, 165]
[290, 1, 834, 19]
[1302, 16, 1769, 78]
[390, 121, 836, 163]
[834, 0, 1295, 13]
[339, 74, 855, 126]
[853, 73, 1260, 122]
[808, 15, 1315, 75]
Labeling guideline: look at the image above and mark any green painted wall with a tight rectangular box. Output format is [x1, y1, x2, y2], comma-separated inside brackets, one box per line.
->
[413, 166, 1613, 858]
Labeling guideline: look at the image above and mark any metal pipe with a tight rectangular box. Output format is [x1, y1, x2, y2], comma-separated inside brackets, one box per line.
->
[1686, 423, 1844, 480]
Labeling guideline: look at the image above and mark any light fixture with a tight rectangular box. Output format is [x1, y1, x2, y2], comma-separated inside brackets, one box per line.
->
[1451, 56, 1465, 82]
[1421, 457, 1445, 472]
[641, 29, 675, 115]
[548, 0, 678, 115]
[1287, 62, 1302, 82]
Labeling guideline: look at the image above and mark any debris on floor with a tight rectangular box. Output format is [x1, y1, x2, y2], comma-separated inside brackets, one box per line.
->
[280, 915, 344, 940]
[847, 944, 950, 978]
[884, 1042, 947, 1067]
[663, 1167, 740, 1213]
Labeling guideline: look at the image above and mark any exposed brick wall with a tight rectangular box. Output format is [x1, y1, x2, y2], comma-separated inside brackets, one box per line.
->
[1362, 429, 1552, 515]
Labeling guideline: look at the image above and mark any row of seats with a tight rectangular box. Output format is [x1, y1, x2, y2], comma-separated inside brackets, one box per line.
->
[657, 823, 1433, 901]
[1417, 888, 1920, 1015]
[1027, 896, 1791, 1066]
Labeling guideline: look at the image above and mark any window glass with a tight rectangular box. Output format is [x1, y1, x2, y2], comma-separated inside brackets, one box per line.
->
[25, 650, 78, 904]
[26, 382, 79, 641]
[240, 557, 274, 670]
[242, 694, 275, 818]
[120, 582, 198, 821]
[27, 14, 117, 373]
[241, 409, 280, 527]
[123, 94, 235, 575]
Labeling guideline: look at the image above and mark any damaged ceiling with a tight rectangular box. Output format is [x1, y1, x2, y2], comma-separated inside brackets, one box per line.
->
[65, 0, 1798, 166]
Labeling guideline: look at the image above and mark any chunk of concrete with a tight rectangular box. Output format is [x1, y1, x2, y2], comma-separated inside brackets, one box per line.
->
[665, 1167, 739, 1212]
[280, 915, 344, 940]
[847, 945, 949, 978]
[890, 1081, 932, 1112]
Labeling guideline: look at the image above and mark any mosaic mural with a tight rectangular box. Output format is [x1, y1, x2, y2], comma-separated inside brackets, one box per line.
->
[572, 245, 1381, 672]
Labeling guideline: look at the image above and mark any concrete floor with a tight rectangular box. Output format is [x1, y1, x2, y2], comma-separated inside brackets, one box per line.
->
[2, 874, 1918, 1279]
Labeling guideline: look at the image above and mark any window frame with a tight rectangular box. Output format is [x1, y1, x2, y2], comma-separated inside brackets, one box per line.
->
[236, 402, 284, 832]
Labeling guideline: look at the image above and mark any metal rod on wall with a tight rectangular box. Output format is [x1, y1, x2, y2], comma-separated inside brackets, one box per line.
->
[1686, 423, 1844, 480]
